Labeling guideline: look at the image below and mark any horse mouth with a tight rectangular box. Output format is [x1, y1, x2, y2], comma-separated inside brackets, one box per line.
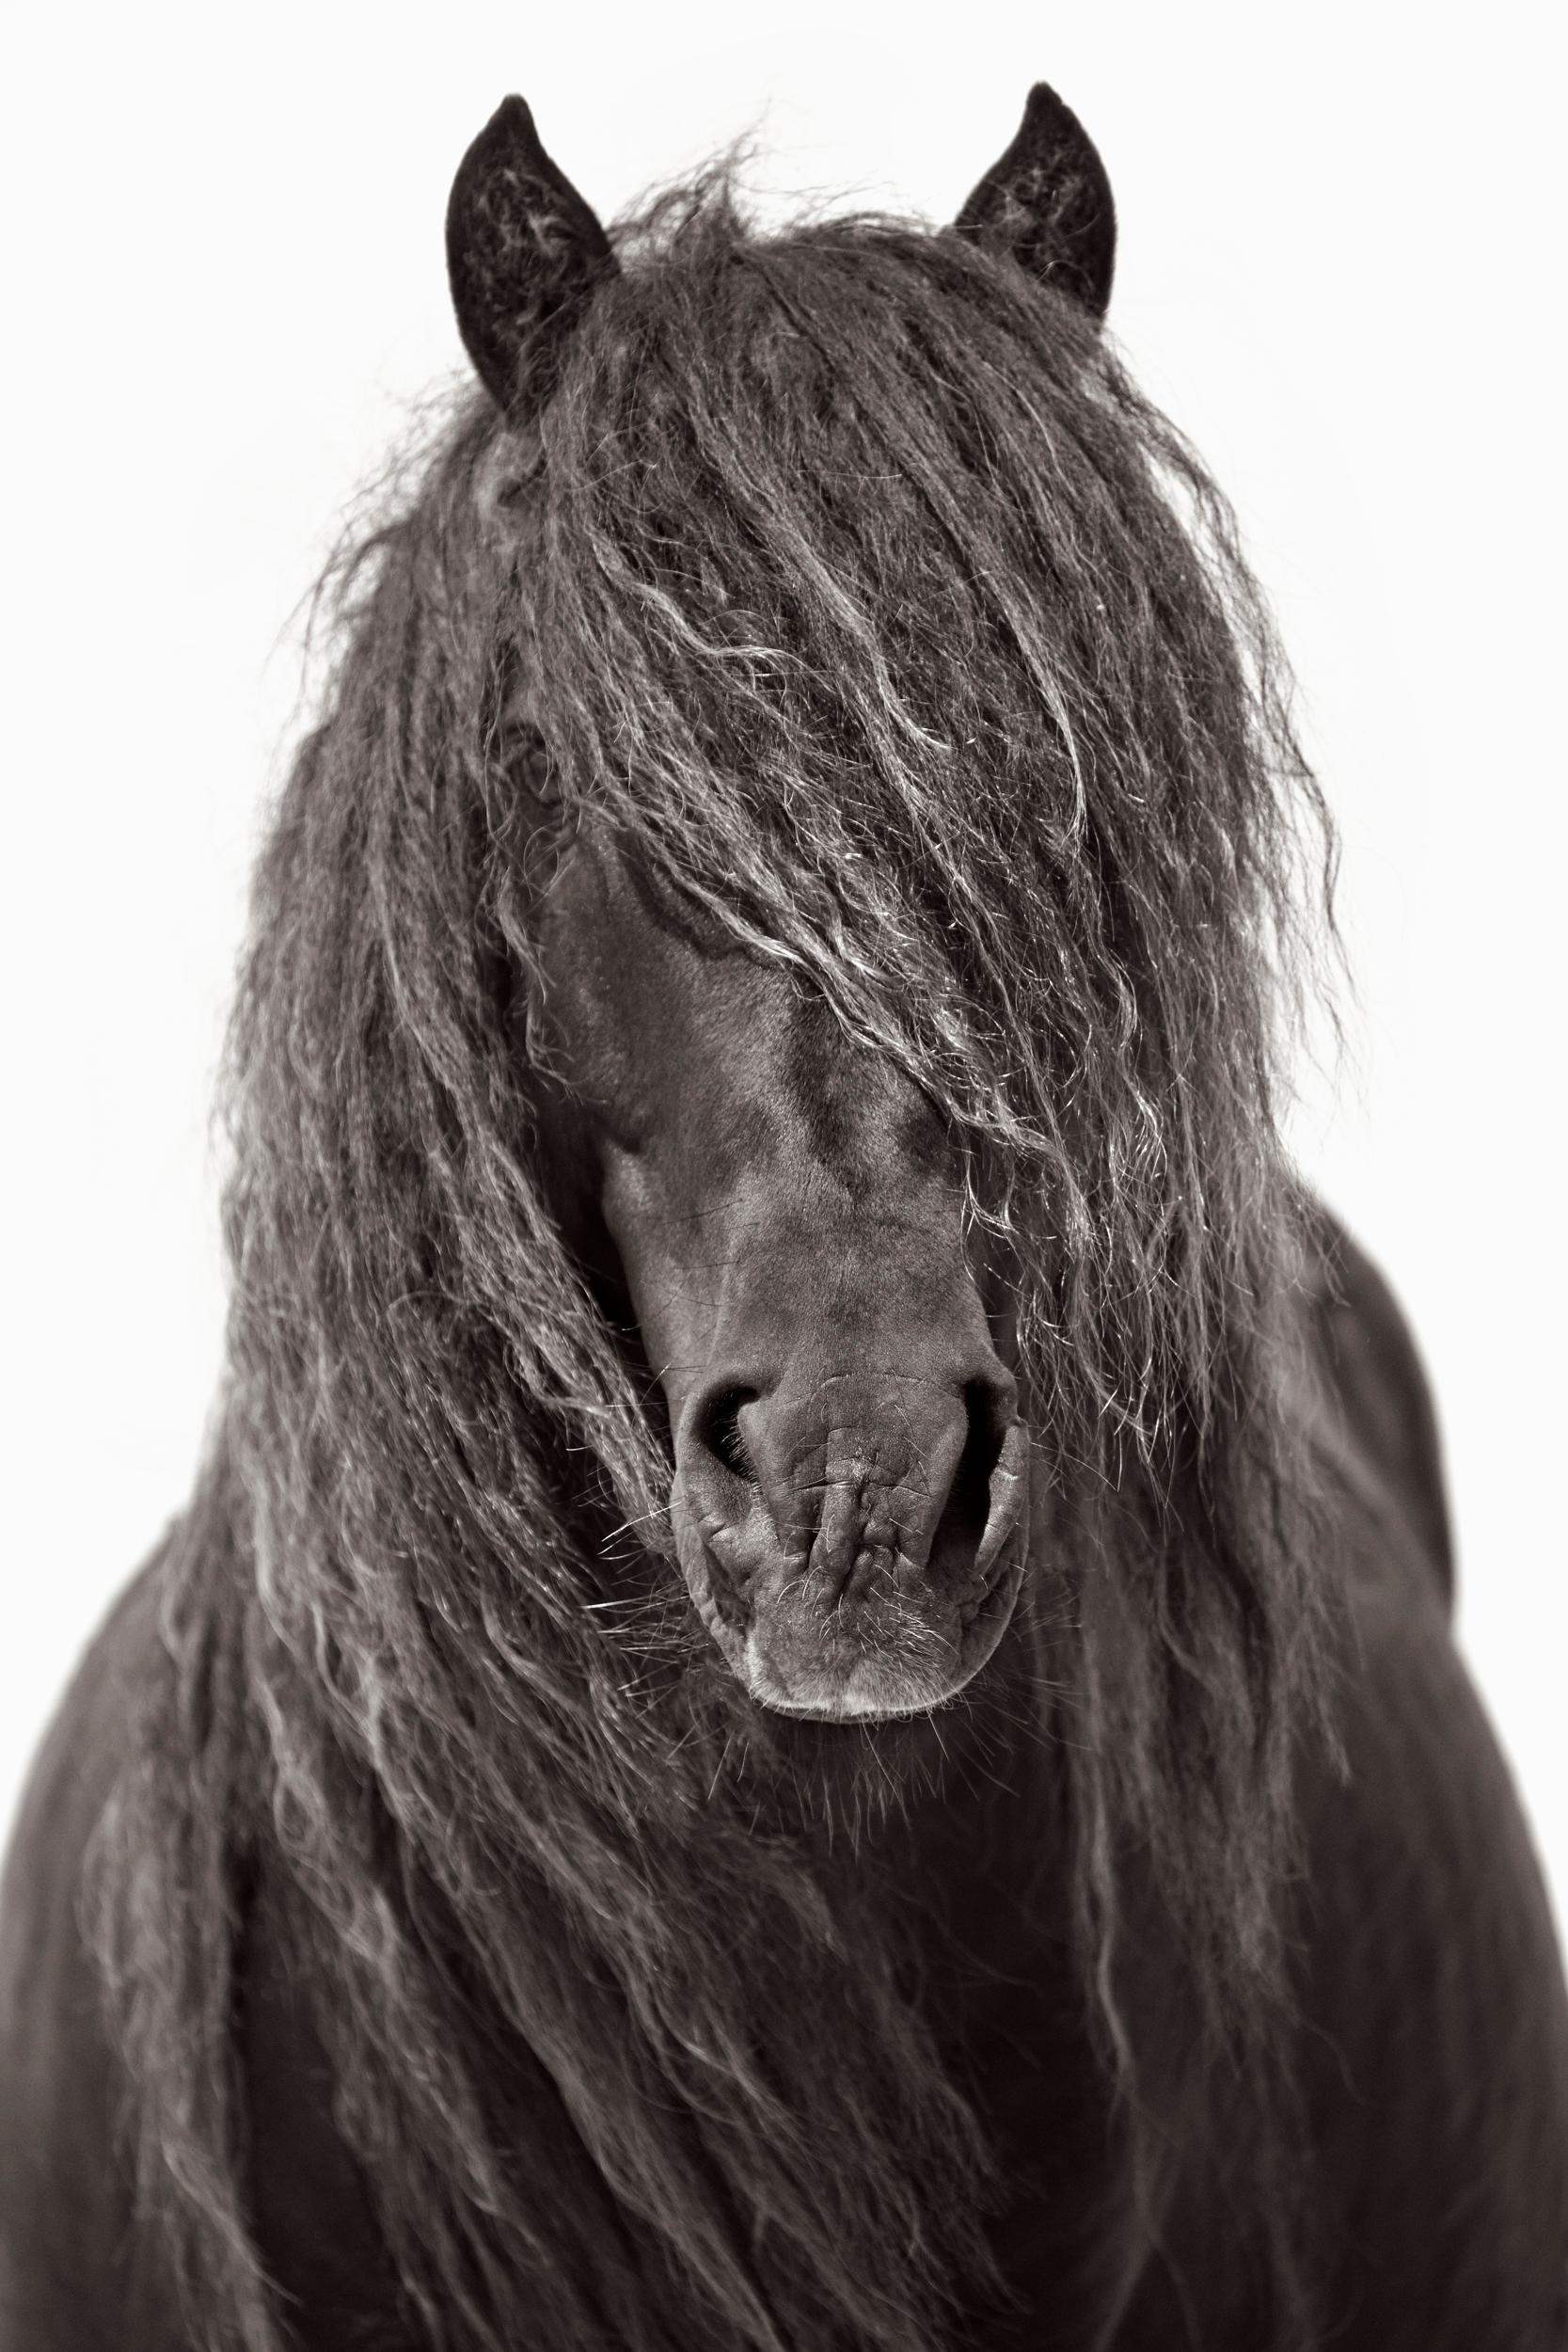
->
[672, 1422, 1033, 1723]
[741, 1540, 1028, 1722]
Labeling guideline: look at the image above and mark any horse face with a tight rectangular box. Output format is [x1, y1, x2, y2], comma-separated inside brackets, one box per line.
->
[532, 822, 1030, 1721]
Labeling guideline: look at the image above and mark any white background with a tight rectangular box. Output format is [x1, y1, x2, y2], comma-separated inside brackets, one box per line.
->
[2, 4, 1562, 1936]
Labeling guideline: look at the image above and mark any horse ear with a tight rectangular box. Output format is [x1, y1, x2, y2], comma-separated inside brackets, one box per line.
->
[955, 84, 1116, 322]
[446, 96, 620, 415]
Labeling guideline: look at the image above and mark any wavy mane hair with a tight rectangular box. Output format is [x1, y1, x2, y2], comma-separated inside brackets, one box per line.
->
[88, 163, 1338, 2351]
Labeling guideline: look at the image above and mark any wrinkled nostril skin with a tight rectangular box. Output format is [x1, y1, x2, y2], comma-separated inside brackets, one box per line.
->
[672, 1350, 1031, 1719]
[682, 1360, 1016, 1597]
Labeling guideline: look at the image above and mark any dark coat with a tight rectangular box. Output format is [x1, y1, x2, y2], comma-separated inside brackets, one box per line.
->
[3, 1225, 1565, 2349]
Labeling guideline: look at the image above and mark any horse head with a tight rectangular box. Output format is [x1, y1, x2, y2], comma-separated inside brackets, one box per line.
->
[441, 86, 1118, 1723]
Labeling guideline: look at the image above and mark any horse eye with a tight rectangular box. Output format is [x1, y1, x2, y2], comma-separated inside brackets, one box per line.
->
[494, 717, 562, 806]
[518, 737, 560, 803]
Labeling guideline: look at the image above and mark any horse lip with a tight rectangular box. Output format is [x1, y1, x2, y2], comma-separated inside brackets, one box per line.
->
[739, 1540, 1028, 1721]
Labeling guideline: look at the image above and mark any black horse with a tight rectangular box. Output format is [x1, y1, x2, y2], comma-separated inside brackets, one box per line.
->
[3, 86, 1565, 2352]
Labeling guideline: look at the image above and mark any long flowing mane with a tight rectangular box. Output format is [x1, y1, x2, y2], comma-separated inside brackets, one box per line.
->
[87, 166, 1337, 2350]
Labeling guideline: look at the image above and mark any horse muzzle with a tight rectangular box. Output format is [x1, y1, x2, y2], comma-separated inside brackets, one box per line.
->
[670, 1363, 1032, 1719]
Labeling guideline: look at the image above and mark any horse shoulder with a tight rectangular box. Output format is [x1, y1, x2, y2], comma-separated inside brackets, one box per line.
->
[1290, 1529, 1568, 2347]
[1287, 1221, 1568, 2340]
[1115, 1552, 1568, 2351]
[1116, 1229, 1568, 2348]
[0, 1565, 183, 2350]
[0, 1560, 420, 2352]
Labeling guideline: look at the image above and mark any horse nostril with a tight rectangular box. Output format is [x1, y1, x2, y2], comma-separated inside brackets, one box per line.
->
[951, 1380, 1008, 1531]
[691, 1384, 760, 1481]
[921, 1377, 1015, 1575]
[678, 1363, 1018, 1588]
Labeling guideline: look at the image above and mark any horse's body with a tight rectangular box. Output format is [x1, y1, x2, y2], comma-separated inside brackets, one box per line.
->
[6, 1220, 1566, 2347]
[4, 83, 1566, 2352]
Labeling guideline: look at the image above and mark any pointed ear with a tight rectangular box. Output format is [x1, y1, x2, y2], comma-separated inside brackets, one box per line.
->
[446, 96, 620, 415]
[955, 84, 1116, 322]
